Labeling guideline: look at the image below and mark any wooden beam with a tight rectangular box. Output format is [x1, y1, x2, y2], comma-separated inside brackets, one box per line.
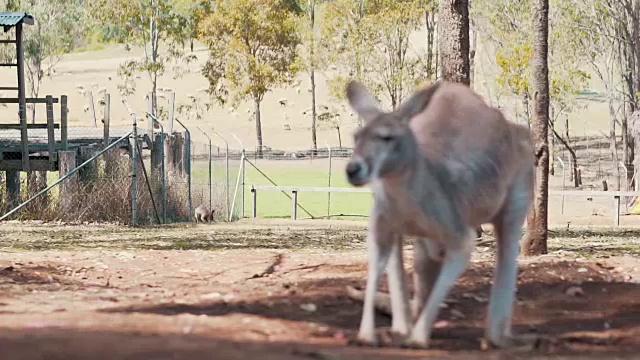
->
[60, 95, 68, 150]
[0, 159, 51, 171]
[0, 63, 17, 67]
[16, 22, 29, 172]
[0, 97, 59, 104]
[46, 95, 56, 169]
[5, 170, 20, 209]
[0, 86, 18, 90]
[103, 93, 110, 148]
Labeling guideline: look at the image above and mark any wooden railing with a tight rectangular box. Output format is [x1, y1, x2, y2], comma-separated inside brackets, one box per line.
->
[250, 185, 638, 226]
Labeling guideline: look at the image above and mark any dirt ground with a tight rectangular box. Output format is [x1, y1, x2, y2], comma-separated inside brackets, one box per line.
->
[1, 219, 639, 360]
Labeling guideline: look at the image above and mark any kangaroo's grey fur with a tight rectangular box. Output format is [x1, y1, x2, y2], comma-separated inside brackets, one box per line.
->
[344, 80, 534, 348]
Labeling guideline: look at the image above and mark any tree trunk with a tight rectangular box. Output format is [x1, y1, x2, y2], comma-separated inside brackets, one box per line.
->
[309, 0, 317, 154]
[523, 0, 549, 256]
[425, 11, 436, 78]
[609, 99, 621, 191]
[254, 96, 263, 157]
[549, 106, 555, 176]
[336, 125, 342, 148]
[469, 22, 477, 87]
[438, 0, 470, 85]
[438, 0, 479, 237]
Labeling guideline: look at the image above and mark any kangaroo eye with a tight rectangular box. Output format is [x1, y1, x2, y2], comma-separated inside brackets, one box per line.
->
[378, 134, 393, 142]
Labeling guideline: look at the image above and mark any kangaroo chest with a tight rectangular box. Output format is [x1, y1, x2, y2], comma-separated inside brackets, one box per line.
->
[373, 182, 461, 241]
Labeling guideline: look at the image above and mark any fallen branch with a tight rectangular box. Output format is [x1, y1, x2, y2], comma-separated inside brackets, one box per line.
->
[248, 254, 285, 279]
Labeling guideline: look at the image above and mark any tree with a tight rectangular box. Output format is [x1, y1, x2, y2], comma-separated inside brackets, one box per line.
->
[0, 0, 86, 123]
[523, 0, 550, 256]
[199, 0, 302, 156]
[298, 0, 328, 153]
[438, 0, 470, 85]
[473, 0, 589, 185]
[438, 0, 483, 238]
[89, 0, 194, 119]
[323, 0, 427, 112]
[172, 0, 213, 53]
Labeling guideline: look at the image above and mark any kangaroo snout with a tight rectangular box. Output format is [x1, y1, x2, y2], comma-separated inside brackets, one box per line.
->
[346, 159, 369, 186]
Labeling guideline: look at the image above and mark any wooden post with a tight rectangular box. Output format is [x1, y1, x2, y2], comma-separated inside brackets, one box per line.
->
[150, 133, 163, 180]
[251, 188, 257, 218]
[147, 92, 154, 138]
[16, 22, 29, 172]
[78, 145, 99, 182]
[168, 91, 175, 135]
[5, 170, 20, 210]
[58, 150, 77, 214]
[61, 95, 68, 150]
[103, 93, 110, 148]
[172, 132, 184, 175]
[165, 134, 174, 175]
[614, 195, 621, 227]
[183, 131, 190, 179]
[46, 95, 56, 170]
[89, 91, 97, 128]
[291, 190, 298, 220]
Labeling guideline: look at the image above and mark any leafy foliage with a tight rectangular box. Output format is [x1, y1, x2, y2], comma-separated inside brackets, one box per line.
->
[199, 0, 302, 107]
[0, 0, 86, 108]
[88, 0, 196, 102]
[473, 0, 589, 120]
[321, 0, 429, 110]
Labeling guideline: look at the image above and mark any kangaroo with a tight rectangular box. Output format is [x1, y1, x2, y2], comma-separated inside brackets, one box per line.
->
[194, 204, 214, 223]
[345, 80, 534, 349]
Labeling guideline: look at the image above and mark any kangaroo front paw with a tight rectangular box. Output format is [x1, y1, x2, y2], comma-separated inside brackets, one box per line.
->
[401, 333, 431, 349]
[481, 334, 545, 352]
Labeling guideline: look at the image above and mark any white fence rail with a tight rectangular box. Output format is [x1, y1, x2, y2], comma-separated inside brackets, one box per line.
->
[250, 185, 639, 226]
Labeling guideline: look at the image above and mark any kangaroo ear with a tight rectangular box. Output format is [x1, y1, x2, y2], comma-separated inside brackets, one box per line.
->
[346, 81, 380, 123]
[396, 80, 443, 121]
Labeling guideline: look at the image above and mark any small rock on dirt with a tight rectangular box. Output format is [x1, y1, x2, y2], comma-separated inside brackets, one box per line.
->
[565, 285, 584, 297]
[300, 303, 317, 312]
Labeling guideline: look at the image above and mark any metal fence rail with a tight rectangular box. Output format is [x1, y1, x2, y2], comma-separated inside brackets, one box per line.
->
[249, 185, 637, 225]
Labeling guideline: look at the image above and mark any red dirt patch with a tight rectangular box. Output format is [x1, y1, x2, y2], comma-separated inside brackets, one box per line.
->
[0, 226, 639, 359]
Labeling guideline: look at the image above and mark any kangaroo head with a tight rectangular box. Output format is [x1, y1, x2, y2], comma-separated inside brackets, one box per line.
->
[345, 80, 441, 186]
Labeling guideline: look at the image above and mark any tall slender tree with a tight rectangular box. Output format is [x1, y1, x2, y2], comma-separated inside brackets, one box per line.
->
[438, 0, 483, 237]
[438, 0, 470, 85]
[523, 0, 550, 255]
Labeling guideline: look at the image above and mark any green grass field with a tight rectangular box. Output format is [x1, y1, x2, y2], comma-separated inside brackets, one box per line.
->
[191, 157, 373, 219]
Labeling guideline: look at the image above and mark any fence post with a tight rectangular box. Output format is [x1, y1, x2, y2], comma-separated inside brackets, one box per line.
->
[241, 149, 246, 219]
[327, 144, 332, 217]
[557, 156, 566, 214]
[131, 114, 138, 226]
[5, 170, 20, 210]
[78, 144, 99, 182]
[103, 94, 110, 148]
[46, 95, 56, 170]
[58, 150, 77, 216]
[291, 190, 298, 220]
[224, 141, 231, 219]
[61, 95, 68, 150]
[614, 195, 621, 226]
[251, 187, 257, 218]
[89, 91, 97, 128]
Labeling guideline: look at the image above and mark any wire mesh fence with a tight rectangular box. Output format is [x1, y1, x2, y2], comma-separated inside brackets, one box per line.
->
[1, 104, 639, 225]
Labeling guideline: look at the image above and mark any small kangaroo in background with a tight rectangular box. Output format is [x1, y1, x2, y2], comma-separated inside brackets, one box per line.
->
[345, 80, 534, 349]
[194, 204, 215, 223]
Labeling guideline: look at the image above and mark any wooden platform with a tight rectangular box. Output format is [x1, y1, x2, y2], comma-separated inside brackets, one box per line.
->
[0, 127, 149, 171]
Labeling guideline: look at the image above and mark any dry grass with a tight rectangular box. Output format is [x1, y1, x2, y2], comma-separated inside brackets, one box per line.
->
[0, 150, 232, 225]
